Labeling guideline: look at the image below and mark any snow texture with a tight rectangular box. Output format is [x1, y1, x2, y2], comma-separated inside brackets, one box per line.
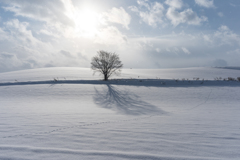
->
[0, 67, 240, 160]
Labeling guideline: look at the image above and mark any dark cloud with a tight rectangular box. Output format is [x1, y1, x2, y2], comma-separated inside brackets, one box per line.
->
[0, 52, 39, 72]
[77, 52, 88, 61]
[60, 50, 74, 58]
[0, 52, 14, 58]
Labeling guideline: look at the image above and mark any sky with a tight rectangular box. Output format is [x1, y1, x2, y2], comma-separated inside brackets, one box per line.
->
[0, 0, 240, 72]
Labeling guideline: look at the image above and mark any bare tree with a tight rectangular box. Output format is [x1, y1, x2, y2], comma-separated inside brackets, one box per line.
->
[91, 50, 123, 81]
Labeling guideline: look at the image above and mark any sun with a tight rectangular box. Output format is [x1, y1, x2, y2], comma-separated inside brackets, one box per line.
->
[73, 9, 99, 37]
[63, 1, 101, 38]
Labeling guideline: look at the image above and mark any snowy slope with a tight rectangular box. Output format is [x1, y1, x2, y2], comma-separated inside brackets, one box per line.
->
[0, 67, 240, 160]
[1, 67, 240, 82]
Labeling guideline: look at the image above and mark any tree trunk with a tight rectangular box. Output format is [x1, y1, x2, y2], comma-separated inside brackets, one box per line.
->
[104, 74, 108, 81]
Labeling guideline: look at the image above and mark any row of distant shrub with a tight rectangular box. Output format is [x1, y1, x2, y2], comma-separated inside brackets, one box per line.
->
[214, 77, 240, 81]
[172, 77, 240, 82]
[51, 77, 240, 82]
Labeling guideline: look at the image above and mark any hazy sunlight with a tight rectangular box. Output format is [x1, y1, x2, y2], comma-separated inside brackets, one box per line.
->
[74, 9, 99, 37]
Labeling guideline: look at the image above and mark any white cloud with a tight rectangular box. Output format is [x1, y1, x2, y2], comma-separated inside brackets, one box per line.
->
[218, 25, 229, 31]
[165, 0, 183, 9]
[218, 12, 224, 17]
[4, 19, 45, 46]
[130, 1, 165, 27]
[230, 3, 237, 7]
[104, 7, 131, 29]
[0, 1, 134, 71]
[214, 25, 240, 45]
[60, 50, 75, 58]
[166, 8, 207, 26]
[203, 35, 212, 43]
[0, 27, 8, 40]
[2, 0, 74, 26]
[130, 27, 240, 63]
[39, 29, 60, 38]
[1, 0, 240, 70]
[201, 25, 240, 48]
[0, 52, 25, 72]
[1, 0, 76, 39]
[227, 49, 240, 55]
[137, 0, 151, 10]
[166, 48, 171, 52]
[182, 47, 191, 54]
[156, 48, 161, 53]
[94, 26, 128, 46]
[0, 18, 62, 72]
[195, 0, 215, 8]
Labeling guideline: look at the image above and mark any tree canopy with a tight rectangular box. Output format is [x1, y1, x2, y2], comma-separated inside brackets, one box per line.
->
[91, 50, 123, 81]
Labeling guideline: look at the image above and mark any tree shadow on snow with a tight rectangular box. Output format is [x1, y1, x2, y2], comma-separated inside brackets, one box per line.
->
[94, 84, 166, 115]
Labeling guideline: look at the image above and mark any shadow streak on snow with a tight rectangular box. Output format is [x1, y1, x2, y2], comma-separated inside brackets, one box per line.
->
[0, 145, 214, 160]
[93, 84, 166, 115]
[0, 79, 240, 87]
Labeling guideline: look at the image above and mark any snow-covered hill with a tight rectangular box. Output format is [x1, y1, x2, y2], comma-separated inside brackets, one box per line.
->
[0, 67, 240, 160]
[1, 67, 240, 82]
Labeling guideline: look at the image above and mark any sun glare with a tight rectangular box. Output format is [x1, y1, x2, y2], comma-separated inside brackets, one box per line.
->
[63, 1, 102, 38]
[74, 9, 99, 37]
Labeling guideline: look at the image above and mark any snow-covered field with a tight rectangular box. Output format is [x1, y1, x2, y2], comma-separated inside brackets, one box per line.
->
[0, 67, 240, 160]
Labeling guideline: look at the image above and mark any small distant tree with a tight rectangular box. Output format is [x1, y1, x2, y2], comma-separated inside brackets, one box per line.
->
[91, 50, 123, 81]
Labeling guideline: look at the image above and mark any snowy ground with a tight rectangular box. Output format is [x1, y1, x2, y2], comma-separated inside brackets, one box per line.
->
[0, 67, 240, 160]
